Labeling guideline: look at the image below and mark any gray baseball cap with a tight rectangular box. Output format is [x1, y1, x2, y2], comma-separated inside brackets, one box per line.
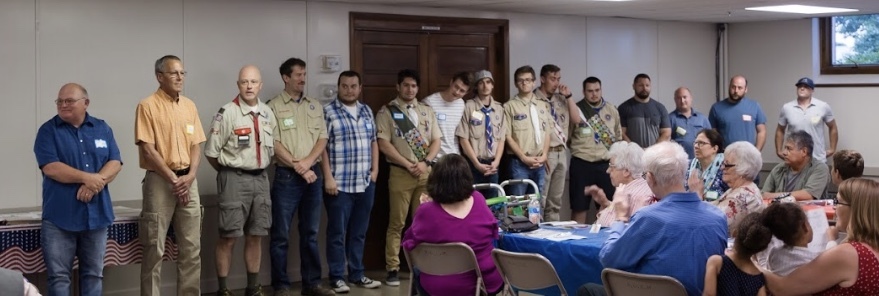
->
[474, 70, 493, 82]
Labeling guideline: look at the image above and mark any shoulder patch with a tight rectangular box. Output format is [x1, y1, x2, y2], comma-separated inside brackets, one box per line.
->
[213, 107, 225, 122]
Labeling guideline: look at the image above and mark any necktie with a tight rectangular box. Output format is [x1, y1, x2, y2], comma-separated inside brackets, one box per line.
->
[407, 104, 419, 125]
[549, 101, 567, 148]
[481, 106, 494, 155]
[530, 102, 542, 146]
[251, 111, 262, 167]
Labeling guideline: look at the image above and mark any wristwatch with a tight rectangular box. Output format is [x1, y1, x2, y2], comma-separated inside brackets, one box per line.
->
[423, 159, 436, 167]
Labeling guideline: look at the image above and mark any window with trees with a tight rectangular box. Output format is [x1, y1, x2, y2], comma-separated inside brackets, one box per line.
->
[820, 14, 879, 74]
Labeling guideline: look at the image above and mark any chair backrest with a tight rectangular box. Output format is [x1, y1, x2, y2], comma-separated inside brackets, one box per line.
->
[404, 242, 485, 296]
[491, 248, 568, 295]
[601, 268, 688, 296]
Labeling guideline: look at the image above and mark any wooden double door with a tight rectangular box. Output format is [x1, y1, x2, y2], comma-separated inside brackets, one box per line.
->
[349, 12, 509, 270]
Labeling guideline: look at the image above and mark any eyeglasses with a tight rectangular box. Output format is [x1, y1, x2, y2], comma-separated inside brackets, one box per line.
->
[55, 98, 85, 106]
[160, 71, 187, 78]
[694, 141, 710, 147]
[515, 78, 534, 84]
[833, 197, 850, 207]
[721, 161, 736, 169]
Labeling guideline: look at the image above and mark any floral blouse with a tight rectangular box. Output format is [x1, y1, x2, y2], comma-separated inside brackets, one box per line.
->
[711, 182, 766, 235]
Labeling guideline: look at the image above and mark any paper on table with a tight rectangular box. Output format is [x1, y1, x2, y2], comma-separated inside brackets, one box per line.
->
[545, 233, 588, 241]
[541, 221, 578, 226]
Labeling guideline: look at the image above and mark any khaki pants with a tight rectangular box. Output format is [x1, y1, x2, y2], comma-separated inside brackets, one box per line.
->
[385, 165, 427, 271]
[139, 171, 203, 296]
[543, 148, 568, 222]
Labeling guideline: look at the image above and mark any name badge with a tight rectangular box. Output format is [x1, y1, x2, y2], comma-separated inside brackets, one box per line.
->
[283, 118, 295, 128]
[234, 127, 252, 147]
[437, 113, 447, 121]
[513, 114, 527, 121]
[580, 127, 592, 136]
[393, 113, 404, 120]
[705, 191, 719, 201]
[365, 123, 374, 131]
[742, 114, 752, 122]
[95, 139, 107, 148]
[237, 135, 251, 146]
[471, 111, 484, 121]
[186, 124, 195, 134]
[676, 126, 687, 136]
[590, 222, 601, 233]
[470, 119, 483, 126]
[811, 116, 821, 124]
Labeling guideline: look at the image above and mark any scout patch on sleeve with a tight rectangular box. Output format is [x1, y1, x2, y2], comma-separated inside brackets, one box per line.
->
[213, 107, 225, 122]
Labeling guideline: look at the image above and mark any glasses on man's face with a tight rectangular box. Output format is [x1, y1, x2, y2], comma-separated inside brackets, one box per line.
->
[721, 161, 736, 169]
[55, 98, 84, 106]
[516, 78, 534, 84]
[160, 71, 187, 78]
[694, 141, 710, 147]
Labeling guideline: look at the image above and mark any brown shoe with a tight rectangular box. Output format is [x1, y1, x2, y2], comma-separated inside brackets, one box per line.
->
[302, 284, 335, 296]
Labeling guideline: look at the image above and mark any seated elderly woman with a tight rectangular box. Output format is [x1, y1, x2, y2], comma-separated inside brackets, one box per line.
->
[691, 141, 765, 235]
[765, 178, 879, 295]
[588, 142, 654, 227]
[685, 129, 729, 201]
[401, 154, 503, 296]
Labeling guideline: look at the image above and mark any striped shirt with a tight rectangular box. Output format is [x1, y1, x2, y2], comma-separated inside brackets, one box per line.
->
[595, 178, 654, 227]
[324, 99, 376, 193]
[424, 92, 465, 157]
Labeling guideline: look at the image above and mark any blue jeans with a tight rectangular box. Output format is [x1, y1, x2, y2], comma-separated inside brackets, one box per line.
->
[270, 165, 324, 289]
[508, 157, 546, 196]
[41, 220, 107, 296]
[324, 182, 375, 282]
[471, 159, 500, 198]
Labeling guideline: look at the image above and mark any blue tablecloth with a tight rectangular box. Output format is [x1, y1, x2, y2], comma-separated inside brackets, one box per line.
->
[499, 227, 611, 295]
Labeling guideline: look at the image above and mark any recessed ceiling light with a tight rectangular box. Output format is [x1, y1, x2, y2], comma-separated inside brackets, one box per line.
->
[745, 4, 858, 14]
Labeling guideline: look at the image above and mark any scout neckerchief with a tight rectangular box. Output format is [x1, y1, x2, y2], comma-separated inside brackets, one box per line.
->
[536, 90, 567, 148]
[576, 98, 617, 150]
[387, 101, 428, 161]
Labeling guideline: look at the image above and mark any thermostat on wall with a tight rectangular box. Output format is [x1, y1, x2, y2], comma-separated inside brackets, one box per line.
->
[321, 55, 342, 72]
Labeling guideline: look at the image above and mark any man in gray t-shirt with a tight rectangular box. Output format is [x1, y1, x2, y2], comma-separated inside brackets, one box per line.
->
[775, 77, 838, 163]
[619, 73, 671, 148]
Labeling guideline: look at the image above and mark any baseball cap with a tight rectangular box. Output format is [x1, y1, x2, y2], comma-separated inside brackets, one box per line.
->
[474, 70, 493, 82]
[796, 77, 815, 89]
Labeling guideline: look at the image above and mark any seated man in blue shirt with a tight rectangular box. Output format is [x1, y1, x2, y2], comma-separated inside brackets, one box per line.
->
[578, 141, 727, 296]
[34, 83, 122, 296]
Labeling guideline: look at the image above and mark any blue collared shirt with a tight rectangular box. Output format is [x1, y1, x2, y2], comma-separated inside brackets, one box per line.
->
[669, 109, 711, 159]
[600, 192, 727, 296]
[709, 97, 767, 148]
[324, 99, 376, 193]
[34, 114, 121, 232]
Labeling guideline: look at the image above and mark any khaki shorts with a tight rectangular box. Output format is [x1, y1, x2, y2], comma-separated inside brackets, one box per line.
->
[217, 169, 271, 237]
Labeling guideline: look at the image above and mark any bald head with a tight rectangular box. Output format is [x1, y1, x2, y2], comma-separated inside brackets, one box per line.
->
[728, 75, 748, 102]
[237, 65, 263, 105]
[673, 87, 691, 113]
[56, 83, 89, 126]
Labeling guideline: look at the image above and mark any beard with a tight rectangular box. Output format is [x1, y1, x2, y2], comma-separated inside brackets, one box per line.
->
[635, 91, 650, 100]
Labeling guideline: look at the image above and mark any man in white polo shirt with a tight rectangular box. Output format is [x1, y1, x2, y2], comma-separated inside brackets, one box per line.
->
[774, 77, 838, 163]
[423, 72, 471, 157]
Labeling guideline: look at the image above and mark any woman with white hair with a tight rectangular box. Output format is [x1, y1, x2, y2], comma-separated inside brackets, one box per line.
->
[588, 142, 654, 227]
[692, 141, 766, 235]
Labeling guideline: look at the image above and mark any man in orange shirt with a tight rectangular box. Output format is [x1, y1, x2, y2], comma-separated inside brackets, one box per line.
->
[135, 55, 206, 296]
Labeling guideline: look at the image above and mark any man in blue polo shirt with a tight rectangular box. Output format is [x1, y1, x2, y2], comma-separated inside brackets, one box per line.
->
[709, 75, 767, 150]
[669, 87, 711, 159]
[34, 83, 122, 295]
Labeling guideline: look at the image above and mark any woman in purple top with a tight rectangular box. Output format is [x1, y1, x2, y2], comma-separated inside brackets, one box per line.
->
[402, 154, 504, 296]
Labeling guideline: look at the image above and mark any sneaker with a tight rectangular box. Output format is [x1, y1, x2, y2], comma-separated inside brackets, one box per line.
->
[272, 287, 293, 296]
[217, 288, 235, 296]
[352, 276, 382, 289]
[244, 285, 264, 296]
[329, 279, 350, 293]
[302, 285, 336, 296]
[385, 270, 400, 286]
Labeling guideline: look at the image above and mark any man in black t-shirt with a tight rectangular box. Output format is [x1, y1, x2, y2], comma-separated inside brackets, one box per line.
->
[619, 73, 671, 148]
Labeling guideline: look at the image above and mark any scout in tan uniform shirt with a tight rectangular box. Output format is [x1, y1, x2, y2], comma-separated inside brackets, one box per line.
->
[534, 64, 579, 222]
[134, 55, 205, 296]
[457, 70, 505, 198]
[375, 69, 440, 286]
[504, 65, 551, 198]
[568, 76, 622, 224]
[204, 65, 276, 296]
[265, 58, 334, 296]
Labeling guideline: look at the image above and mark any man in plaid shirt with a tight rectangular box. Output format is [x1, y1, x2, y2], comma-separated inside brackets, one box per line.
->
[320, 70, 382, 293]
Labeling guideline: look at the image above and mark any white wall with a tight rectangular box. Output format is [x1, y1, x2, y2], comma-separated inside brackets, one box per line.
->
[729, 19, 879, 167]
[2, 0, 716, 294]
